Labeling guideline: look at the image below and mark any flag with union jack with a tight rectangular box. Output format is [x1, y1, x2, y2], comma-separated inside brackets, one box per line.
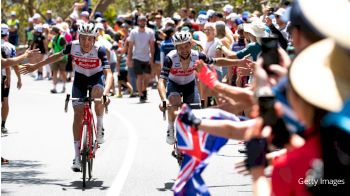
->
[173, 107, 240, 196]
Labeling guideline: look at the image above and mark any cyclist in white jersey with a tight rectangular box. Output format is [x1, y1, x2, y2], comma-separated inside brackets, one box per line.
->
[20, 23, 113, 172]
[158, 31, 251, 144]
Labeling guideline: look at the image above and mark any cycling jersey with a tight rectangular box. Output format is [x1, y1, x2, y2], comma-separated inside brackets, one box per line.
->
[1, 39, 16, 76]
[62, 40, 110, 77]
[160, 50, 214, 85]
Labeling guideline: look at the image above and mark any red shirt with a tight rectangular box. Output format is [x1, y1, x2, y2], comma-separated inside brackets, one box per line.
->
[271, 132, 321, 196]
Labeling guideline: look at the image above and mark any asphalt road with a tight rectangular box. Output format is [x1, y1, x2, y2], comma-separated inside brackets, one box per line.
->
[1, 74, 252, 196]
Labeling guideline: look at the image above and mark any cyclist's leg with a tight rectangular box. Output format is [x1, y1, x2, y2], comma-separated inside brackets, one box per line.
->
[166, 80, 181, 145]
[90, 72, 105, 144]
[71, 78, 86, 171]
[182, 80, 200, 106]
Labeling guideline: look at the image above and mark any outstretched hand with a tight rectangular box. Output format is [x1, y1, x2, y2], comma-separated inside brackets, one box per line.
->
[24, 48, 41, 59]
[19, 64, 37, 75]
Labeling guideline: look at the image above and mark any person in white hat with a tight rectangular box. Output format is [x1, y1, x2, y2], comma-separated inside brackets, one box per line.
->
[30, 24, 48, 80]
[80, 11, 90, 23]
[32, 13, 42, 26]
[223, 4, 234, 17]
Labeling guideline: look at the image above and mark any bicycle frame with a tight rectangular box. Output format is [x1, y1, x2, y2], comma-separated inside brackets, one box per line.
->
[80, 101, 98, 161]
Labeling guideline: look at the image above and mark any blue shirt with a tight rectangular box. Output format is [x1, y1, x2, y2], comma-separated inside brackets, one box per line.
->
[160, 38, 175, 65]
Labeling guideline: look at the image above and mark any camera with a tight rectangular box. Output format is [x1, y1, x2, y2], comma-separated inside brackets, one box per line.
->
[260, 37, 280, 76]
[258, 95, 290, 148]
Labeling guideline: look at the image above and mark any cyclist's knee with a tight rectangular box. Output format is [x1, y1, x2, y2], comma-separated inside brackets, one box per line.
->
[91, 85, 103, 97]
[73, 106, 84, 117]
[169, 94, 181, 106]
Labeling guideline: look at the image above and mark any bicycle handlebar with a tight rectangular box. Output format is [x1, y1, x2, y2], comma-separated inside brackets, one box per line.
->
[64, 94, 109, 114]
[162, 99, 205, 121]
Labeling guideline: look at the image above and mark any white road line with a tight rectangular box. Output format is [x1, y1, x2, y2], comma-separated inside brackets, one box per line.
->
[107, 110, 138, 196]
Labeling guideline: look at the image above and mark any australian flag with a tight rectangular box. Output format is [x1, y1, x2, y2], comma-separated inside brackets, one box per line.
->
[173, 107, 240, 196]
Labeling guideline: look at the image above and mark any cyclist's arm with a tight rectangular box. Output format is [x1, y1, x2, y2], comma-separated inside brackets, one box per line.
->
[158, 56, 172, 101]
[31, 42, 71, 70]
[99, 46, 113, 95]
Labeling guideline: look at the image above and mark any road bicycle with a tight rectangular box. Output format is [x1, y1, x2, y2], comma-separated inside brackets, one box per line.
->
[64, 87, 108, 187]
[162, 99, 205, 166]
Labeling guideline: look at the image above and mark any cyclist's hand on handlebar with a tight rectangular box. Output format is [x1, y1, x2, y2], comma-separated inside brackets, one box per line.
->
[102, 95, 111, 106]
[178, 104, 200, 127]
[159, 99, 169, 112]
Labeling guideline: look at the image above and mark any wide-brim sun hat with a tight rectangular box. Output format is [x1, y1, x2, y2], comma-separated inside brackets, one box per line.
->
[243, 20, 268, 38]
[298, 0, 350, 49]
[289, 38, 350, 112]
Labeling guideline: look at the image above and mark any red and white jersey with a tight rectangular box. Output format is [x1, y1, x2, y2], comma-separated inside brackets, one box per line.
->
[62, 40, 109, 77]
[160, 50, 214, 85]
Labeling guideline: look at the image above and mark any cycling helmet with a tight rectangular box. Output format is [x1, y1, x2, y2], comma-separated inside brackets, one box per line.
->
[78, 22, 98, 37]
[172, 31, 192, 46]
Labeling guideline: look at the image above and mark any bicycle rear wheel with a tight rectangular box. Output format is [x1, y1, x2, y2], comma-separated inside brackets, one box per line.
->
[81, 124, 88, 187]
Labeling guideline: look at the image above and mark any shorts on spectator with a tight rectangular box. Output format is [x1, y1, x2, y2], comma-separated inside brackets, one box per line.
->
[110, 62, 117, 73]
[118, 70, 128, 82]
[133, 59, 151, 75]
[51, 60, 66, 72]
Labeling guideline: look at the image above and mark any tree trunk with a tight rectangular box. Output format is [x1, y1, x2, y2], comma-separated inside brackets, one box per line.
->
[93, 0, 115, 18]
[166, 0, 174, 17]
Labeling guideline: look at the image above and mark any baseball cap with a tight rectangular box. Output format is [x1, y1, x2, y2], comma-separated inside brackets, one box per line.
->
[196, 14, 208, 25]
[223, 4, 234, 14]
[198, 10, 207, 16]
[80, 11, 89, 17]
[138, 15, 147, 21]
[226, 13, 238, 21]
[1, 24, 9, 35]
[94, 12, 103, 19]
[95, 23, 104, 30]
[32, 13, 41, 20]
[274, 8, 286, 16]
[10, 11, 16, 16]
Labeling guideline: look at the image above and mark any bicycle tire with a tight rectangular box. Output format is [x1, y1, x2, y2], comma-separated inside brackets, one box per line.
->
[88, 124, 94, 179]
[81, 124, 88, 187]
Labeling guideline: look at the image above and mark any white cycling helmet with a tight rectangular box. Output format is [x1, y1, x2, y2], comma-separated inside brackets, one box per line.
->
[78, 22, 98, 37]
[172, 31, 192, 46]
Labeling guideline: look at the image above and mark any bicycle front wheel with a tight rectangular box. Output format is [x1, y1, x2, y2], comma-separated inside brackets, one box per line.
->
[81, 124, 88, 187]
[88, 124, 94, 179]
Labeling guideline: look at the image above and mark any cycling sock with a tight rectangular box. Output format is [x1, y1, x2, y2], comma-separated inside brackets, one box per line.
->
[97, 116, 103, 132]
[168, 121, 174, 130]
[74, 141, 80, 159]
[1, 121, 5, 128]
